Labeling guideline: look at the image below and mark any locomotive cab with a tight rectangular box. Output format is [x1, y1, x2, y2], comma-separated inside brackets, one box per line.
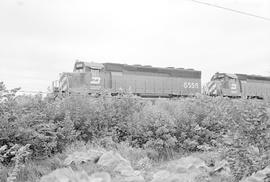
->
[210, 73, 241, 97]
[56, 61, 105, 95]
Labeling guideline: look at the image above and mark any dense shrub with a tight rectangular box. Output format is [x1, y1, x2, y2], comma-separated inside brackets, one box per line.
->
[1, 82, 270, 181]
[0, 83, 75, 159]
[130, 104, 177, 157]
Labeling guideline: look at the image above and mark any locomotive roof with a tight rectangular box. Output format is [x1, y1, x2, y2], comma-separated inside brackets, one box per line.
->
[211, 73, 238, 80]
[212, 72, 270, 81]
[103, 63, 201, 78]
[236, 74, 270, 81]
[84, 62, 104, 69]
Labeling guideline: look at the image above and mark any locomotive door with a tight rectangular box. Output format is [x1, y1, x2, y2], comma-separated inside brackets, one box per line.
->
[240, 80, 247, 98]
[90, 69, 102, 90]
[229, 78, 237, 95]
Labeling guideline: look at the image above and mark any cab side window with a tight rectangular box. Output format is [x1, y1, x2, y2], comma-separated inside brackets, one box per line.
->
[74, 63, 84, 72]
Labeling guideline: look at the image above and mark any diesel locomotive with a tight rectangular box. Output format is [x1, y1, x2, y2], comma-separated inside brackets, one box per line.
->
[204, 72, 270, 99]
[52, 61, 201, 98]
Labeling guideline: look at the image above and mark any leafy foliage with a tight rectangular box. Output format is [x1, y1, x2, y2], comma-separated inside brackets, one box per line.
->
[1, 82, 270, 181]
[130, 104, 177, 158]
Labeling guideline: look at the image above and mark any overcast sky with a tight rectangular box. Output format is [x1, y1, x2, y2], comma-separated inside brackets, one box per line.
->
[0, 0, 270, 92]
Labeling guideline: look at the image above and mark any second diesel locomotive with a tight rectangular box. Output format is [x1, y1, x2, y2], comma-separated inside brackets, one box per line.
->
[204, 72, 270, 99]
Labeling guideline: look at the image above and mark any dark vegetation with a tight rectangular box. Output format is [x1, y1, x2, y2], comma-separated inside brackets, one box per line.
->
[0, 82, 270, 181]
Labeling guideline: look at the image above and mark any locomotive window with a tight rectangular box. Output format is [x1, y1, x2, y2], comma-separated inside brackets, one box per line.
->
[74, 68, 83, 72]
[74, 63, 84, 72]
[91, 69, 100, 77]
[214, 77, 224, 81]
[76, 63, 83, 68]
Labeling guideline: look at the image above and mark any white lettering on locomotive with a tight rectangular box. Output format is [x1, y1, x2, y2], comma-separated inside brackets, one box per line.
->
[184, 82, 199, 89]
[90, 77, 101, 84]
[231, 83, 237, 90]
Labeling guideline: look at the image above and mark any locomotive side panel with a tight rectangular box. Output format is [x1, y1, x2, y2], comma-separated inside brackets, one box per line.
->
[102, 71, 110, 90]
[109, 70, 201, 97]
[237, 74, 270, 99]
[110, 72, 167, 95]
[104, 63, 201, 97]
[241, 79, 270, 99]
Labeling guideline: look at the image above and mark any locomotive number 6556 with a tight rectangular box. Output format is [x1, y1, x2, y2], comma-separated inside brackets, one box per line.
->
[184, 82, 199, 89]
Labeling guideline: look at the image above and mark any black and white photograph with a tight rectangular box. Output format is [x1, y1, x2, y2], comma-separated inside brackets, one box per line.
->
[0, 0, 270, 181]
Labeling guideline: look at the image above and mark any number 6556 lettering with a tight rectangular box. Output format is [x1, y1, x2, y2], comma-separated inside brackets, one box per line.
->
[184, 82, 199, 88]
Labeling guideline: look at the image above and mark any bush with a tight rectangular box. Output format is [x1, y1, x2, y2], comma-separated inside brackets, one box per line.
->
[1, 81, 270, 181]
[130, 104, 177, 159]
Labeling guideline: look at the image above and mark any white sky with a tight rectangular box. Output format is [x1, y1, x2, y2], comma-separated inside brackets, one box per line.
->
[0, 0, 270, 92]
